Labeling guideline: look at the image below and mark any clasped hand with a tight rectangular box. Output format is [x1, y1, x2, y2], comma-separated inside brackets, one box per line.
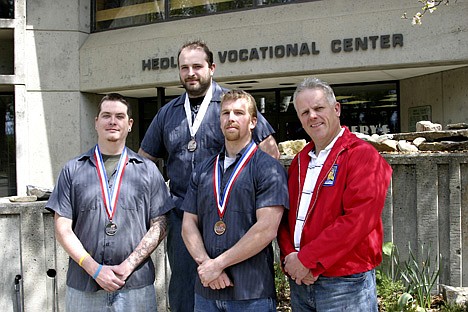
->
[94, 261, 132, 292]
[197, 258, 233, 290]
[283, 252, 318, 285]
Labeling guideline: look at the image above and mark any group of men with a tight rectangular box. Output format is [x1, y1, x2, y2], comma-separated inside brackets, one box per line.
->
[46, 40, 392, 312]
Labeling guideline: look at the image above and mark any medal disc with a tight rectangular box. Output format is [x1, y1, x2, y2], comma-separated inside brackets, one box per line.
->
[105, 222, 118, 236]
[188, 139, 197, 152]
[214, 220, 226, 235]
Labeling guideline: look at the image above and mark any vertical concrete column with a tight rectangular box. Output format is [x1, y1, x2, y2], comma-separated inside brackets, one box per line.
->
[448, 160, 462, 286]
[20, 207, 47, 312]
[415, 159, 439, 269]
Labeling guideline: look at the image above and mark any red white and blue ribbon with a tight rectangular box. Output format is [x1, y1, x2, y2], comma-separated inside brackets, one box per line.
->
[94, 145, 128, 222]
[213, 142, 257, 219]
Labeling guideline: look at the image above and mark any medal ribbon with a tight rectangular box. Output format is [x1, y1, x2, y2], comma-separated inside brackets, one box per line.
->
[213, 142, 257, 219]
[184, 83, 213, 138]
[94, 145, 128, 222]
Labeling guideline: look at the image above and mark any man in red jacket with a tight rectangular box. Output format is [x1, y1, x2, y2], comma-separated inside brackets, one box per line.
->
[277, 77, 392, 311]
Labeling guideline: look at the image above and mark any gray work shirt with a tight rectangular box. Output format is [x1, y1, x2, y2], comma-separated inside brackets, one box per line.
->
[140, 81, 275, 213]
[181, 143, 289, 300]
[46, 147, 174, 292]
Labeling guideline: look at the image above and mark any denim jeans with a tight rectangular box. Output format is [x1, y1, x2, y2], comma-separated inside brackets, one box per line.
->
[195, 293, 277, 312]
[167, 209, 198, 312]
[66, 284, 157, 312]
[289, 269, 378, 312]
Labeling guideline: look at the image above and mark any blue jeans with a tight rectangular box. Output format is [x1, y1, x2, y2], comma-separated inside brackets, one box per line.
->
[195, 293, 277, 312]
[289, 270, 378, 312]
[167, 209, 198, 312]
[66, 284, 157, 312]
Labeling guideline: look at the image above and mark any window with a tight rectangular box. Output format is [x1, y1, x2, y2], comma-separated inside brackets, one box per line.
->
[93, 0, 300, 31]
[0, 0, 14, 18]
[249, 82, 399, 143]
[0, 93, 16, 196]
[137, 82, 399, 145]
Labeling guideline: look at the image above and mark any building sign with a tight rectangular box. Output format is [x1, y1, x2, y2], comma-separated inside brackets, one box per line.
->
[142, 34, 404, 70]
[408, 105, 432, 132]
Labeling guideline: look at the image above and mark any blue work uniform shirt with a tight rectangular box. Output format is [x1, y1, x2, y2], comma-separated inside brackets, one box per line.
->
[46, 147, 174, 292]
[181, 142, 289, 300]
[140, 81, 275, 212]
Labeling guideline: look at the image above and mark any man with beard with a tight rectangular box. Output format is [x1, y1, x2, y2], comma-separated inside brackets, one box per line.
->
[181, 90, 288, 311]
[139, 40, 279, 312]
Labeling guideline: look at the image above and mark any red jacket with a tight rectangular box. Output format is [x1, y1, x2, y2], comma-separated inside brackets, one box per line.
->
[277, 127, 392, 277]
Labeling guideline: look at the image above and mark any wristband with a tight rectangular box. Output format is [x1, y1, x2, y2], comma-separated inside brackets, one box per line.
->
[78, 253, 90, 267]
[93, 264, 103, 279]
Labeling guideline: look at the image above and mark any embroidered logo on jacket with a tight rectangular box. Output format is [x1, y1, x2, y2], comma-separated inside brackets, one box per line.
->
[323, 164, 338, 186]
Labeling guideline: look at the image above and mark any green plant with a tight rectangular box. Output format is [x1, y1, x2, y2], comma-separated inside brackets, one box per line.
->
[378, 242, 440, 311]
[440, 301, 468, 312]
[274, 262, 291, 311]
[399, 243, 439, 310]
[377, 272, 407, 311]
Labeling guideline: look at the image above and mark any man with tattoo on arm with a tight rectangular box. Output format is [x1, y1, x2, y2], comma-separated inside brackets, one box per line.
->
[46, 93, 174, 312]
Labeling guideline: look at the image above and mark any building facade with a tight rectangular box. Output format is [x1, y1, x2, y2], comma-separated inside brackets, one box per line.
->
[0, 0, 467, 197]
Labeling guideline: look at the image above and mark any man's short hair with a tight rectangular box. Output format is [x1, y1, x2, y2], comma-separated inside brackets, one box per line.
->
[97, 93, 132, 118]
[221, 90, 258, 119]
[293, 77, 337, 109]
[178, 40, 214, 67]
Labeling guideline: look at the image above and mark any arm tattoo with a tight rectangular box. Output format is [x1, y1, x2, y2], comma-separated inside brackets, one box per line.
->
[127, 214, 168, 268]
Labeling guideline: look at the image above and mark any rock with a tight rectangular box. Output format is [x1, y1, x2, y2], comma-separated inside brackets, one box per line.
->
[397, 140, 419, 152]
[413, 137, 426, 147]
[392, 129, 468, 142]
[441, 284, 468, 306]
[418, 141, 468, 152]
[26, 185, 52, 200]
[375, 134, 394, 143]
[9, 195, 38, 202]
[447, 123, 468, 130]
[381, 139, 398, 151]
[278, 139, 307, 156]
[416, 121, 442, 132]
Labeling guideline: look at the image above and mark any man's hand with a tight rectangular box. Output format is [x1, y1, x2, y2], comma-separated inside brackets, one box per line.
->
[301, 271, 318, 285]
[111, 259, 134, 283]
[94, 265, 126, 292]
[283, 252, 312, 285]
[198, 258, 223, 287]
[207, 272, 234, 290]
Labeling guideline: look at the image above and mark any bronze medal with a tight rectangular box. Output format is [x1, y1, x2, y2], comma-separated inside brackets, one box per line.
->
[105, 222, 118, 236]
[188, 139, 197, 152]
[214, 220, 226, 235]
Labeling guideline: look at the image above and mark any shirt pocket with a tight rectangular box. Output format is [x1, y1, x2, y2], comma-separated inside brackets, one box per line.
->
[165, 121, 188, 155]
[200, 122, 224, 150]
[74, 182, 99, 212]
[229, 180, 255, 214]
[119, 193, 144, 211]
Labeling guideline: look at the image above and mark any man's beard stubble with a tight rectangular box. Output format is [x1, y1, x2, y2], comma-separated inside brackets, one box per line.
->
[182, 76, 212, 98]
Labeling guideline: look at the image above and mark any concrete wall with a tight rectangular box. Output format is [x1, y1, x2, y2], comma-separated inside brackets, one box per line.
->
[13, 0, 91, 194]
[400, 67, 468, 132]
[1, 153, 467, 310]
[79, 0, 468, 92]
[3, 0, 468, 199]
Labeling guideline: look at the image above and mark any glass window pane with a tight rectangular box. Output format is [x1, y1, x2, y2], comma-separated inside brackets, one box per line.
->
[95, 0, 165, 31]
[0, 94, 16, 196]
[334, 82, 399, 135]
[0, 0, 14, 18]
[169, 0, 252, 18]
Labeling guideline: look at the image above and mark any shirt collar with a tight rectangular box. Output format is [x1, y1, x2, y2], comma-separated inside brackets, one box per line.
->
[220, 140, 256, 161]
[173, 81, 222, 107]
[308, 127, 345, 158]
[78, 146, 143, 164]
